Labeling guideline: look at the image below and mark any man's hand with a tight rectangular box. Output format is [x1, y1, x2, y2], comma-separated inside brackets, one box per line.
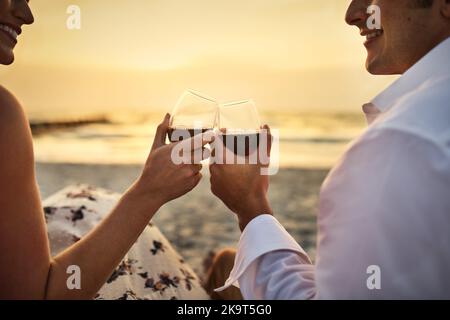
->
[209, 125, 273, 231]
[131, 114, 212, 209]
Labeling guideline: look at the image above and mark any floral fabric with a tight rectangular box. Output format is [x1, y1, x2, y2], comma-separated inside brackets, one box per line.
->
[43, 185, 210, 300]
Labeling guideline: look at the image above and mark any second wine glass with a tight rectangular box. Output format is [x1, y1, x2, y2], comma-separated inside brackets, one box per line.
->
[168, 90, 218, 142]
[218, 100, 262, 157]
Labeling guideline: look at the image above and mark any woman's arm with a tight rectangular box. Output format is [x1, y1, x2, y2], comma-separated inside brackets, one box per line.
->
[0, 86, 51, 299]
[44, 183, 161, 299]
[0, 86, 207, 299]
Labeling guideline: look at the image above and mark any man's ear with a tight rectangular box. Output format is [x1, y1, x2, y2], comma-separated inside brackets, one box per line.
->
[441, 0, 450, 19]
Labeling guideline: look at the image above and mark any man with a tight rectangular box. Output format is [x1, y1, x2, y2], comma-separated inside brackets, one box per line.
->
[207, 0, 450, 299]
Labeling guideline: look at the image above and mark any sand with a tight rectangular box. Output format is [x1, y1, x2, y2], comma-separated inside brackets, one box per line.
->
[36, 162, 329, 275]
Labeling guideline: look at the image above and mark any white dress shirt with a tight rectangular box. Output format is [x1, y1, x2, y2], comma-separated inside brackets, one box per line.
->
[216, 37, 450, 299]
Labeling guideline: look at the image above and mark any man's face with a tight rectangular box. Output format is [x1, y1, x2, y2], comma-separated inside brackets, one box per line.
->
[346, 0, 441, 75]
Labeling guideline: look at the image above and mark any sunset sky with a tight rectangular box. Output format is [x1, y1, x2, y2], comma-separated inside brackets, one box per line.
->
[0, 0, 397, 120]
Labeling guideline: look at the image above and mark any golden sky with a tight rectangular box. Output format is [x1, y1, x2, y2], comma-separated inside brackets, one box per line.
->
[0, 0, 396, 119]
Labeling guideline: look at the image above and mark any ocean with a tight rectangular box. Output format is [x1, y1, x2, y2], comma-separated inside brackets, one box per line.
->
[31, 111, 367, 168]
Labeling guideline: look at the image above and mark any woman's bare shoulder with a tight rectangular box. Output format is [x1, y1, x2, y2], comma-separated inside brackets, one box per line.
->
[0, 85, 27, 125]
[0, 85, 34, 174]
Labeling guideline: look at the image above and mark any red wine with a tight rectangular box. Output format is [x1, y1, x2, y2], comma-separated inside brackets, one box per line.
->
[168, 127, 212, 143]
[218, 132, 260, 157]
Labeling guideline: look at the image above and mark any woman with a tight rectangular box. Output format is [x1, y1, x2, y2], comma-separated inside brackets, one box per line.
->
[0, 0, 207, 299]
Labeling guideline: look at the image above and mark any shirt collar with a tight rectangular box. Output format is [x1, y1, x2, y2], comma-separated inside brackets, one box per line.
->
[363, 36, 450, 124]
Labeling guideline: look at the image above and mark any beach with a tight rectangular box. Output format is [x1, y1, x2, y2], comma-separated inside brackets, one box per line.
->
[32, 112, 358, 276]
[36, 162, 329, 276]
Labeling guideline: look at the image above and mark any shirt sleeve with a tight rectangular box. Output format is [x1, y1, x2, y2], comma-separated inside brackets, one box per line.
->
[213, 214, 313, 296]
[239, 250, 316, 300]
[216, 127, 450, 299]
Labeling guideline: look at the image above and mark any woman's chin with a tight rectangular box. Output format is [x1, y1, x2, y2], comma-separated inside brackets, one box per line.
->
[0, 52, 14, 65]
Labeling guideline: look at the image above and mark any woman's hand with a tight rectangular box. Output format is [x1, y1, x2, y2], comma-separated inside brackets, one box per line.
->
[131, 114, 212, 209]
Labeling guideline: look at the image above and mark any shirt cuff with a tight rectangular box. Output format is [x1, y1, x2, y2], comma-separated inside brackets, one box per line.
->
[215, 214, 311, 292]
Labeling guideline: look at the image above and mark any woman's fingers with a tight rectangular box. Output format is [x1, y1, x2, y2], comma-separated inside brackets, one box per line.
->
[151, 113, 170, 152]
[191, 164, 203, 173]
[188, 172, 203, 191]
[191, 146, 210, 159]
[170, 131, 214, 164]
[177, 130, 215, 151]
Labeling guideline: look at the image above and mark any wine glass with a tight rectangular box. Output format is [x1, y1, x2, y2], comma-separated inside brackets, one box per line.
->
[218, 100, 262, 159]
[168, 90, 218, 143]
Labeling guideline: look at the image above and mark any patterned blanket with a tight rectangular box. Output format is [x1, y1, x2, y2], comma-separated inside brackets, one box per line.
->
[43, 185, 210, 300]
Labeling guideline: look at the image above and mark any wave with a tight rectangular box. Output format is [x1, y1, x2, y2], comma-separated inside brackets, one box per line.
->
[30, 116, 111, 135]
